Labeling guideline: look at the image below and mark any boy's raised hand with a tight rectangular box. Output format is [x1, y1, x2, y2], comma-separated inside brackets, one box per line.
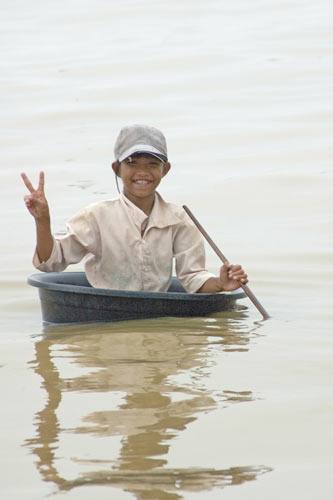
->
[21, 171, 50, 222]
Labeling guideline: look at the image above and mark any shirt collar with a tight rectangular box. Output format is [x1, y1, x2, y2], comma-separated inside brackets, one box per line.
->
[150, 192, 182, 228]
[120, 191, 181, 230]
[120, 192, 148, 232]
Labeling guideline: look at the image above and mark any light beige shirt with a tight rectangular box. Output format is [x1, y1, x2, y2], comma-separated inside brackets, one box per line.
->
[34, 192, 215, 293]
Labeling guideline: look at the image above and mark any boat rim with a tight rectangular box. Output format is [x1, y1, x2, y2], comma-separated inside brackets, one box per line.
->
[27, 272, 245, 301]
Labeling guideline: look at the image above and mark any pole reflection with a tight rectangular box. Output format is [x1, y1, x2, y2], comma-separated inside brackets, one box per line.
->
[25, 312, 271, 498]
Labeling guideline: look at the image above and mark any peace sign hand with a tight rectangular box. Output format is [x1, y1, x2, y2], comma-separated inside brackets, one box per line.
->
[21, 171, 50, 222]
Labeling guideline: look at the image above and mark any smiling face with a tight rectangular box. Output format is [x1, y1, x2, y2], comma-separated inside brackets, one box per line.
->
[112, 153, 171, 213]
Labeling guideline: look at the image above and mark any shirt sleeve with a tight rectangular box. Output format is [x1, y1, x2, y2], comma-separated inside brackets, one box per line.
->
[173, 216, 215, 293]
[33, 207, 100, 272]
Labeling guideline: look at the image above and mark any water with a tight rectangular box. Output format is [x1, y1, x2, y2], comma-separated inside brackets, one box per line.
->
[1, 0, 333, 498]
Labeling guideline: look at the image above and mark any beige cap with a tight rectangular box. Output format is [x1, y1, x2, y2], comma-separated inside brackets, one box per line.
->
[114, 124, 168, 162]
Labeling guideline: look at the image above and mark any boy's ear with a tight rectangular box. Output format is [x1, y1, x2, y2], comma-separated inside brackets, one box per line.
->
[162, 162, 171, 177]
[112, 161, 120, 176]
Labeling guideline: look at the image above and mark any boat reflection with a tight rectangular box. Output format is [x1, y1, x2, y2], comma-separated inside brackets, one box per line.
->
[25, 311, 271, 497]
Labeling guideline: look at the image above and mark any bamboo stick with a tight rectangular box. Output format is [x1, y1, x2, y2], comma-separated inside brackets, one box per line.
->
[183, 205, 270, 320]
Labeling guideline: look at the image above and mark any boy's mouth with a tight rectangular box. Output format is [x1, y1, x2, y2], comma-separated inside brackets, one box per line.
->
[133, 179, 152, 185]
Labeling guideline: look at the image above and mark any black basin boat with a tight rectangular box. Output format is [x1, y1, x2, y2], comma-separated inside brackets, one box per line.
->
[28, 272, 246, 325]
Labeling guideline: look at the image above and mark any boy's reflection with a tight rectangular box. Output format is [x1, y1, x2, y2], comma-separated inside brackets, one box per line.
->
[26, 314, 271, 497]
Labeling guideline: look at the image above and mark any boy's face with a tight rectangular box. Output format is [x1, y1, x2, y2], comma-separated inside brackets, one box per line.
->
[112, 153, 170, 205]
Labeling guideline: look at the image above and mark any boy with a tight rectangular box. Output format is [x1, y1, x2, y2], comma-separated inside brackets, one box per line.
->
[21, 124, 248, 293]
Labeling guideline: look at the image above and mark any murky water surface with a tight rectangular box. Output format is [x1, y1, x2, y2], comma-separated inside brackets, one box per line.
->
[1, 1, 333, 498]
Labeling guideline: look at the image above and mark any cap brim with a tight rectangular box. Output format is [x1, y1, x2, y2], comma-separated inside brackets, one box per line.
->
[118, 144, 167, 162]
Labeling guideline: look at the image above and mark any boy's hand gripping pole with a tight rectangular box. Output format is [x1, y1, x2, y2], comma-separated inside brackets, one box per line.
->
[183, 205, 270, 321]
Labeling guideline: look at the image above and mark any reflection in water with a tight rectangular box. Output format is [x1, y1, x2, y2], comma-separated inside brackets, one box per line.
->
[25, 312, 271, 498]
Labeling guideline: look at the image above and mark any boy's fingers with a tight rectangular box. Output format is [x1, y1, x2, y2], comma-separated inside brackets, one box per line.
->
[223, 264, 247, 278]
[21, 172, 35, 193]
[228, 265, 247, 278]
[38, 171, 45, 192]
[24, 194, 35, 209]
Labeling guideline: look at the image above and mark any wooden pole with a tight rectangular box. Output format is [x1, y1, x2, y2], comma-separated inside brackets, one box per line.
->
[183, 205, 270, 320]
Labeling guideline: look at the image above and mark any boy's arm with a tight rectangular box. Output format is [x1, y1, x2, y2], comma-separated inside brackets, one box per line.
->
[34, 218, 53, 263]
[21, 171, 53, 263]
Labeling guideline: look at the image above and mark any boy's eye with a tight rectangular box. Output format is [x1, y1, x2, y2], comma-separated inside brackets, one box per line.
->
[126, 158, 136, 165]
[125, 159, 160, 168]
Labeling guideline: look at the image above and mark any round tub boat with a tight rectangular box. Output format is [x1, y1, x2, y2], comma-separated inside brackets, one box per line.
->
[28, 272, 246, 325]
